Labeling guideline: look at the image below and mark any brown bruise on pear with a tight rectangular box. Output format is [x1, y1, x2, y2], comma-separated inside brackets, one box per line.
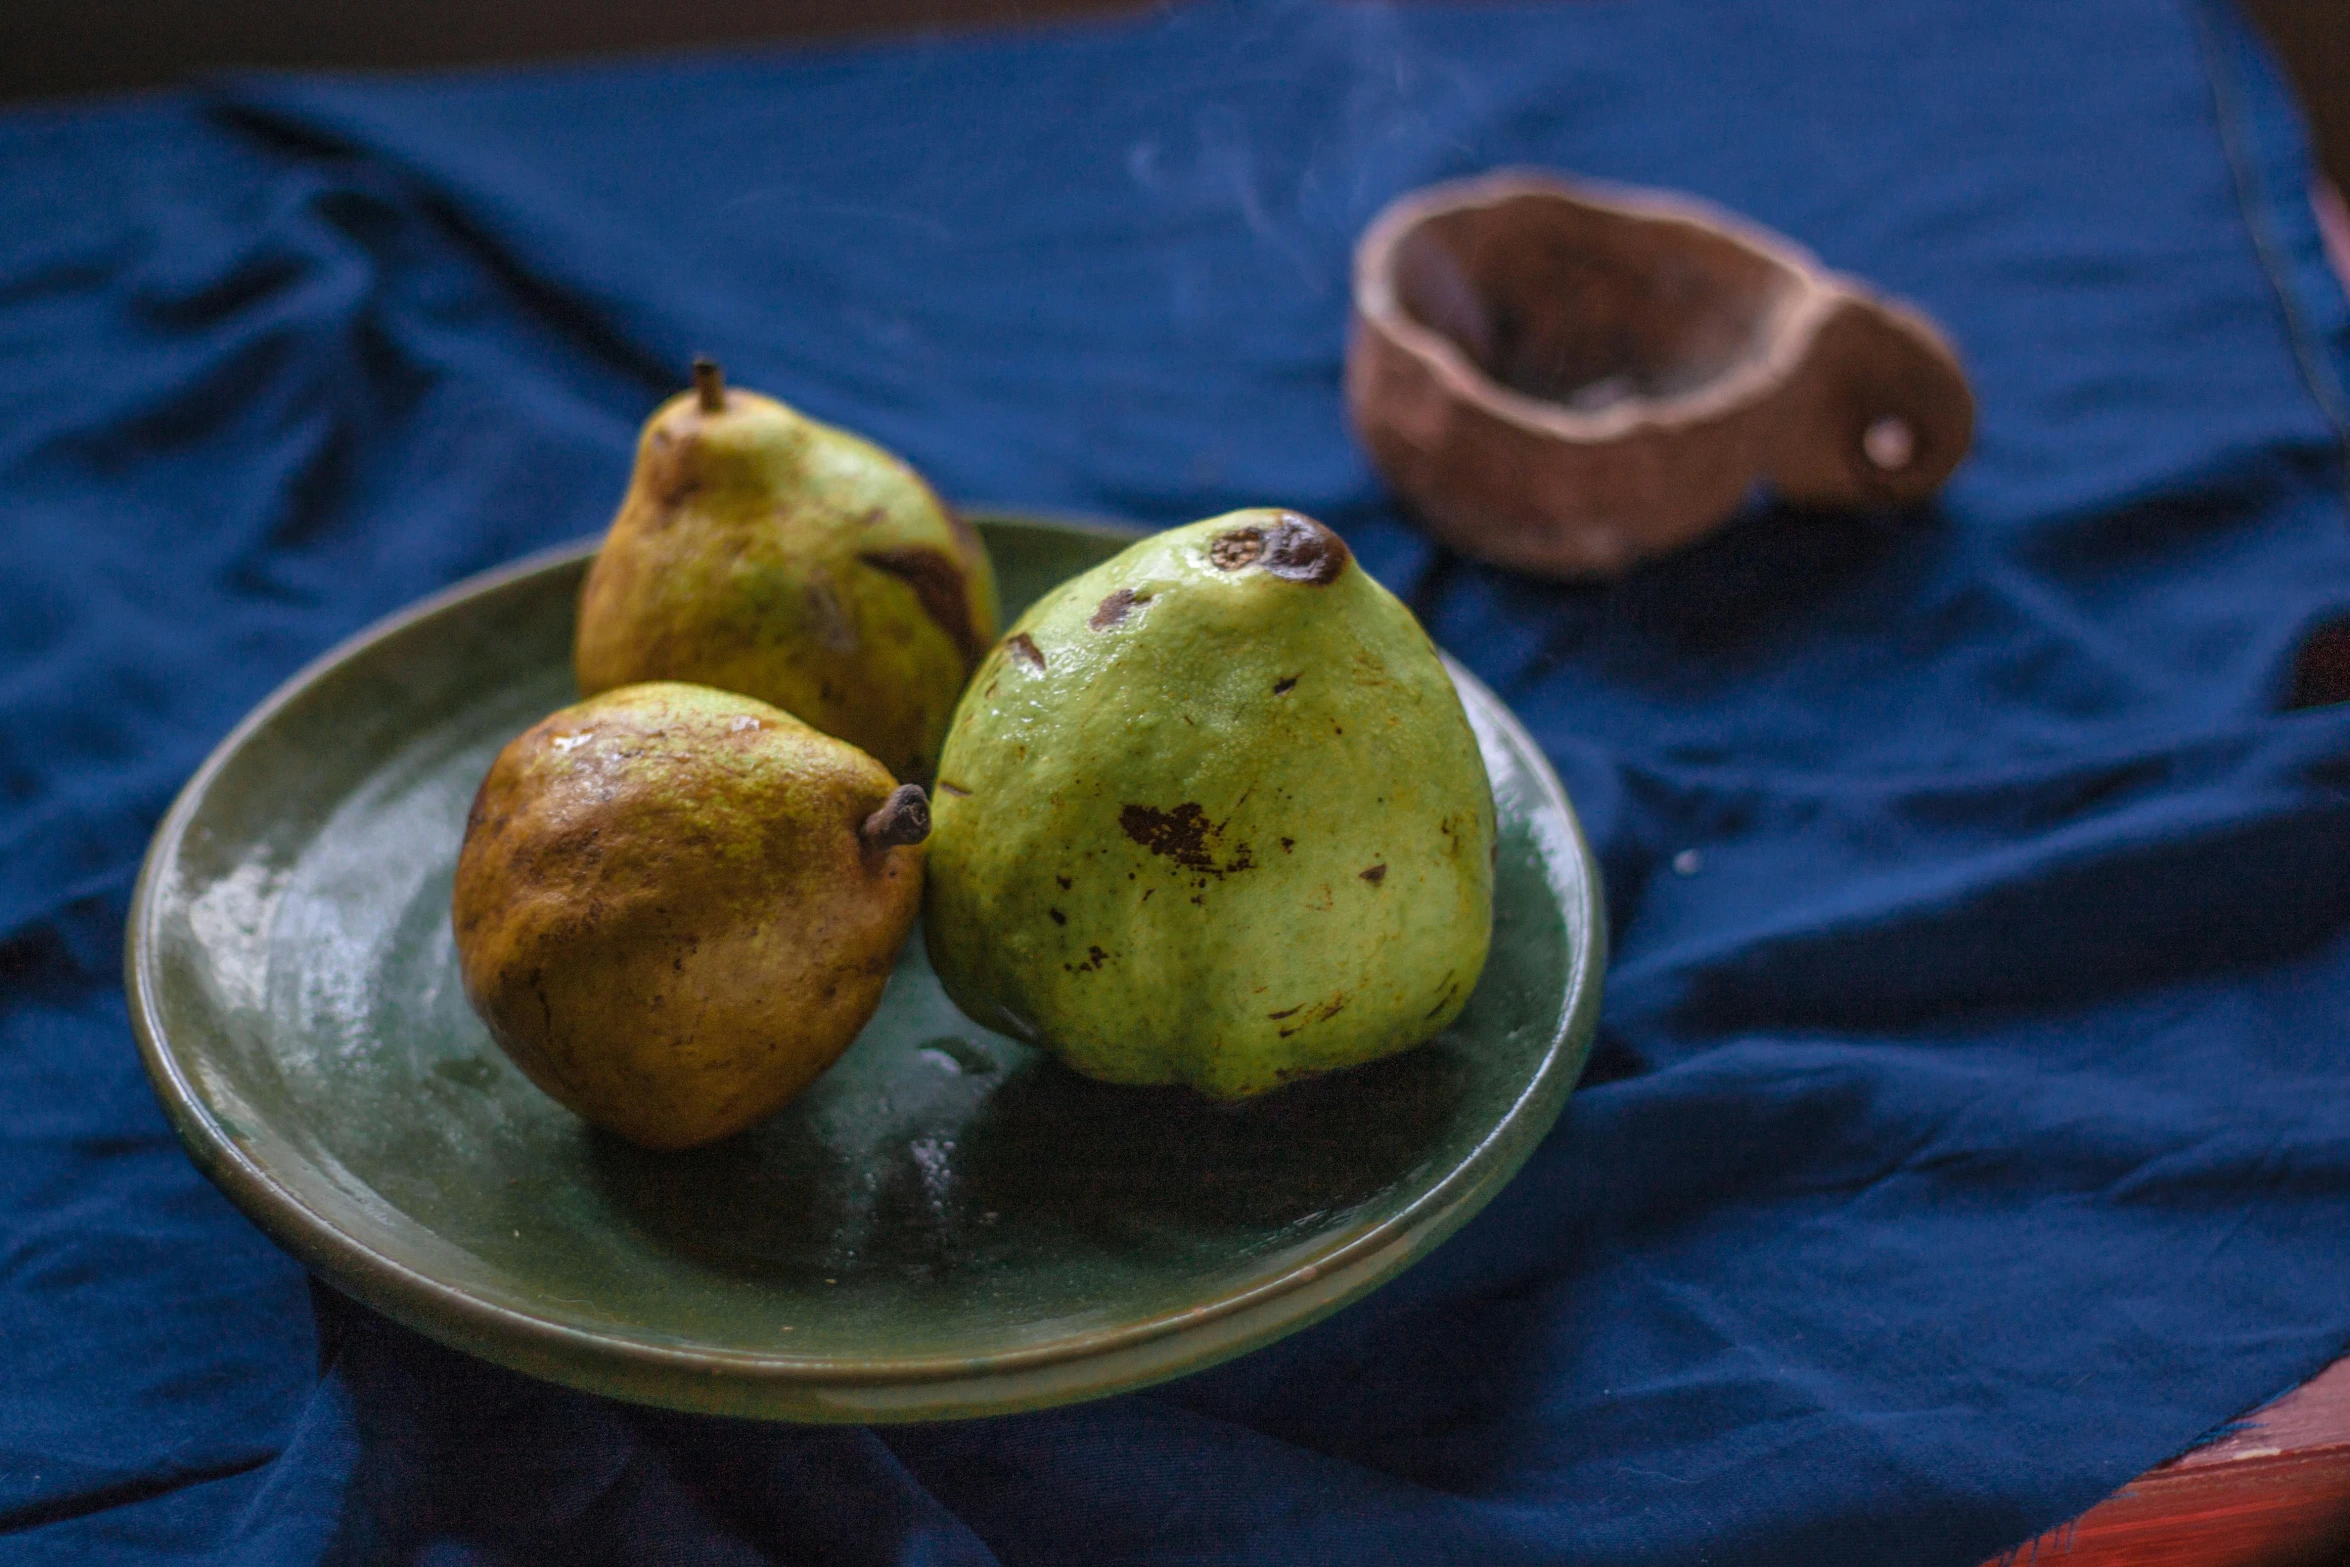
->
[573, 362, 999, 784]
[451, 682, 928, 1149]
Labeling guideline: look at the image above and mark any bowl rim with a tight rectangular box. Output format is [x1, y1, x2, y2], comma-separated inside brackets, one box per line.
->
[125, 515, 1607, 1404]
[1352, 166, 1846, 443]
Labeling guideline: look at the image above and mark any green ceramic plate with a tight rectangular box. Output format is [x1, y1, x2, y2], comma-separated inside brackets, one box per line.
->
[127, 514, 1605, 1423]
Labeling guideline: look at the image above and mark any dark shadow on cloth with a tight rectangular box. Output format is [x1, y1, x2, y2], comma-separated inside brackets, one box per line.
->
[2286, 615, 2350, 709]
[1593, 496, 1937, 660]
[313, 1288, 981, 1566]
[1666, 780, 2350, 1035]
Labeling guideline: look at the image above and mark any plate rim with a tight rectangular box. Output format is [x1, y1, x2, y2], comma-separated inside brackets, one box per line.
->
[125, 514, 1608, 1412]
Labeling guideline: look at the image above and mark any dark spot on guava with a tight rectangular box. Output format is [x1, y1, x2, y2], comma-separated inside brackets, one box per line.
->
[1209, 530, 1265, 570]
[1005, 632, 1045, 671]
[1090, 587, 1143, 630]
[1267, 1003, 1304, 1020]
[1280, 837, 1294, 852]
[1119, 802, 1258, 876]
[1273, 676, 1297, 695]
[858, 546, 983, 665]
[1080, 946, 1109, 971]
[1120, 802, 1214, 869]
[1056, 874, 1072, 889]
[937, 780, 971, 797]
[1048, 908, 1067, 925]
[1360, 864, 1386, 884]
[1207, 512, 1350, 585]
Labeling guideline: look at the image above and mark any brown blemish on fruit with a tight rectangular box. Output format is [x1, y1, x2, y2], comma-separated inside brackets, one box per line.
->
[1055, 874, 1072, 889]
[860, 546, 983, 664]
[1266, 1003, 1305, 1020]
[1273, 675, 1298, 694]
[1208, 512, 1350, 585]
[936, 780, 971, 797]
[1278, 993, 1351, 1035]
[1120, 803, 1212, 869]
[1090, 587, 1143, 630]
[1360, 864, 1387, 884]
[1118, 803, 1255, 875]
[1005, 632, 1045, 671]
[1209, 530, 1264, 570]
[641, 427, 700, 507]
[1048, 908, 1067, 925]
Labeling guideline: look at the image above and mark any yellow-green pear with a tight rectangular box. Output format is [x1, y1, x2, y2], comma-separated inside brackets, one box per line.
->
[924, 509, 1494, 1099]
[575, 361, 999, 783]
[451, 681, 931, 1149]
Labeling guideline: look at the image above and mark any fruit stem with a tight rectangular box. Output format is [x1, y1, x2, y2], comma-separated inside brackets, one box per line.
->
[860, 784, 931, 850]
[693, 357, 726, 414]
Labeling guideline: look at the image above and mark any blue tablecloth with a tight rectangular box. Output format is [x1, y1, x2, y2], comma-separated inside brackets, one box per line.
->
[7, 1, 2350, 1561]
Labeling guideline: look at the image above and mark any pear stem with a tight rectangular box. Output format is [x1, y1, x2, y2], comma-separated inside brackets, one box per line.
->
[693, 357, 726, 414]
[860, 784, 931, 850]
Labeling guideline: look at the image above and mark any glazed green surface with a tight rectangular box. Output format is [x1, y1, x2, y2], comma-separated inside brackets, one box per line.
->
[127, 516, 1604, 1422]
[926, 512, 1496, 1098]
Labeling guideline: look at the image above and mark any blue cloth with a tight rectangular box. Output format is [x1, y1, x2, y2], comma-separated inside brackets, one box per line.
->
[6, 0, 2350, 1560]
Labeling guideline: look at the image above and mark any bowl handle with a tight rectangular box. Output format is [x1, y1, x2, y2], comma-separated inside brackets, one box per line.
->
[1768, 286, 1975, 510]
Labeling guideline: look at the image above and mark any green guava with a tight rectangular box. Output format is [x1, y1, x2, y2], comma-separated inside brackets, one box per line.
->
[924, 508, 1494, 1098]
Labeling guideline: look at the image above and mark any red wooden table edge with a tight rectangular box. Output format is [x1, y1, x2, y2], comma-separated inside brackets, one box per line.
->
[1991, 1356, 2350, 1566]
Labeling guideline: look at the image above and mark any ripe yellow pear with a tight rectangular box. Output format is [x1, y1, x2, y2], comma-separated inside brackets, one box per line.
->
[575, 361, 998, 783]
[451, 682, 930, 1149]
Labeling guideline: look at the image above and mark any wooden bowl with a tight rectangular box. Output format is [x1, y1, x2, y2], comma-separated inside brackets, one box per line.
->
[1347, 170, 1975, 577]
